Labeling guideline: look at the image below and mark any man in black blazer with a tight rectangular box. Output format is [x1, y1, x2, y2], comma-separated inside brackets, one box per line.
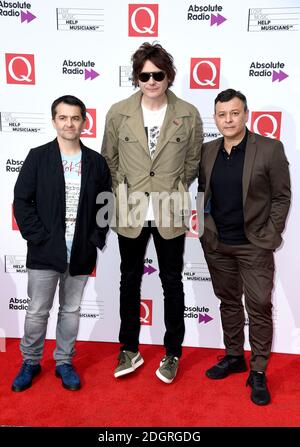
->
[12, 95, 111, 392]
[198, 89, 291, 405]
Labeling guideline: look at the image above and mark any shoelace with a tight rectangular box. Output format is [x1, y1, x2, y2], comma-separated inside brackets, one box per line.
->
[59, 364, 75, 377]
[117, 351, 127, 365]
[21, 363, 36, 374]
[251, 372, 266, 389]
[216, 355, 232, 366]
[162, 356, 177, 371]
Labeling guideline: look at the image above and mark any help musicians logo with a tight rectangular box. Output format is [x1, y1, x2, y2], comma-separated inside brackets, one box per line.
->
[202, 116, 222, 140]
[0, 1, 36, 23]
[119, 66, 132, 87]
[56, 7, 104, 32]
[5, 255, 26, 273]
[248, 7, 300, 32]
[183, 262, 211, 282]
[0, 111, 46, 133]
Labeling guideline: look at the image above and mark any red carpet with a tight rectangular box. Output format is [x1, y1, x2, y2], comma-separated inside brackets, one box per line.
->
[0, 338, 300, 427]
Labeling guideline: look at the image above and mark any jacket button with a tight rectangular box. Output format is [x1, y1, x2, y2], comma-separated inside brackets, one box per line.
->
[125, 137, 129, 141]
[150, 171, 155, 177]
[176, 137, 180, 142]
[145, 192, 149, 197]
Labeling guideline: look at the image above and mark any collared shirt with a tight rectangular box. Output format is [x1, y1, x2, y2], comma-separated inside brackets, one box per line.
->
[210, 128, 249, 245]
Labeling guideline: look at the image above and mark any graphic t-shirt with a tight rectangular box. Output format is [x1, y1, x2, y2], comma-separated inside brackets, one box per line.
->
[61, 151, 82, 262]
[142, 103, 167, 221]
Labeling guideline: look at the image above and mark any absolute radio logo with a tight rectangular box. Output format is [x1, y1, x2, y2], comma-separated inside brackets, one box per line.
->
[61, 59, 99, 80]
[0, 1, 36, 23]
[6, 159, 23, 173]
[81, 109, 96, 138]
[5, 53, 35, 85]
[187, 3, 226, 26]
[128, 4, 158, 37]
[250, 112, 282, 140]
[140, 299, 152, 326]
[249, 61, 288, 83]
[184, 305, 213, 324]
[143, 258, 157, 276]
[190, 58, 220, 89]
[9, 297, 29, 311]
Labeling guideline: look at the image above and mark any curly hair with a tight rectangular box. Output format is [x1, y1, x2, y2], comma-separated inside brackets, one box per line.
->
[131, 42, 176, 88]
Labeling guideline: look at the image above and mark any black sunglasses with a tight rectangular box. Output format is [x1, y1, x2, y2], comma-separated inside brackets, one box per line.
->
[138, 71, 166, 82]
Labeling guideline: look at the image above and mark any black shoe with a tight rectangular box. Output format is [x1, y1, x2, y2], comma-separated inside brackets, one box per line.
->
[206, 355, 247, 379]
[246, 371, 270, 406]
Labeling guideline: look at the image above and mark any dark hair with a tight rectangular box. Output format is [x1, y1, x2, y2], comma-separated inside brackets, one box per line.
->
[214, 89, 248, 112]
[131, 42, 176, 88]
[51, 95, 86, 120]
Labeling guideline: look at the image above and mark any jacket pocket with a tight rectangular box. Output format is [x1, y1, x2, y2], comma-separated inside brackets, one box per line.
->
[169, 133, 189, 144]
[118, 132, 138, 144]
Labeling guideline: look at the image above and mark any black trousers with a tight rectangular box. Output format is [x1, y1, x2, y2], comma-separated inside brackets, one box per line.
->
[118, 226, 186, 358]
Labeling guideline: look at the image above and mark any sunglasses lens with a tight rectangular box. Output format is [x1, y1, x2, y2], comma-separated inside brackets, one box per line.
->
[153, 71, 165, 81]
[138, 71, 166, 82]
[138, 72, 151, 82]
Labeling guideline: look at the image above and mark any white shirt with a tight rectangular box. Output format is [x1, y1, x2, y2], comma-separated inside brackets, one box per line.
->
[142, 104, 167, 221]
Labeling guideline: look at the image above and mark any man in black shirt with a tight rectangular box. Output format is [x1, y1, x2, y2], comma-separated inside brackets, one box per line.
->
[198, 89, 291, 405]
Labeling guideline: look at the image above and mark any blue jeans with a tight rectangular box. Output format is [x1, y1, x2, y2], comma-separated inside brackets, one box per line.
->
[20, 267, 88, 366]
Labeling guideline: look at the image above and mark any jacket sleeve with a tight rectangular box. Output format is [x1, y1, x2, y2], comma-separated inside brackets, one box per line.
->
[13, 149, 50, 245]
[89, 155, 112, 250]
[101, 109, 119, 191]
[269, 140, 291, 234]
[184, 108, 203, 187]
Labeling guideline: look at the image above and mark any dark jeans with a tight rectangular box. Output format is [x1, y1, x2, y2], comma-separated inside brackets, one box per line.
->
[118, 226, 186, 358]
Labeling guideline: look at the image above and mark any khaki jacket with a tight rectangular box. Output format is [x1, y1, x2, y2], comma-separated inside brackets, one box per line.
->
[198, 131, 291, 250]
[101, 90, 203, 239]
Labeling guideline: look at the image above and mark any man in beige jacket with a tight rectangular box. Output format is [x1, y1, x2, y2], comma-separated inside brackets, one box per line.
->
[102, 42, 203, 383]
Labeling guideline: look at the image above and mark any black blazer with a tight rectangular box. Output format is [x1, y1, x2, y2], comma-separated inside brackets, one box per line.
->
[14, 138, 112, 275]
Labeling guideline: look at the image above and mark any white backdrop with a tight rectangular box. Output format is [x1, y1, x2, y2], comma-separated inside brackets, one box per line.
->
[1, 0, 300, 355]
